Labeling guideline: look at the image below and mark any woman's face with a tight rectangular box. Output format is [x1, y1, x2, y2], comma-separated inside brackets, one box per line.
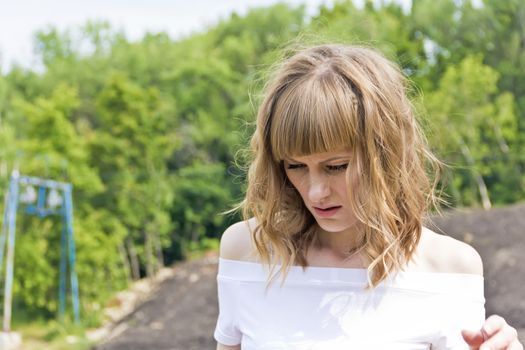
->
[283, 150, 358, 235]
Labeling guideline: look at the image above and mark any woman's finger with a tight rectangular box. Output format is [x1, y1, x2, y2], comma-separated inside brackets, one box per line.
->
[479, 323, 518, 350]
[482, 315, 507, 338]
[462, 329, 485, 348]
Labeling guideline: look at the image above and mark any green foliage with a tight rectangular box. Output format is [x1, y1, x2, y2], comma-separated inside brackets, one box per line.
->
[171, 162, 234, 254]
[0, 0, 523, 326]
[423, 55, 521, 205]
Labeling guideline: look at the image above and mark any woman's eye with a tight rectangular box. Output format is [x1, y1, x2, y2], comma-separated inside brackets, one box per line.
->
[327, 164, 348, 172]
[286, 163, 305, 170]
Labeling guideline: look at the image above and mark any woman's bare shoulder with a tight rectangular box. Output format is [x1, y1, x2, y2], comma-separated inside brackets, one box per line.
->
[219, 218, 258, 262]
[409, 227, 483, 275]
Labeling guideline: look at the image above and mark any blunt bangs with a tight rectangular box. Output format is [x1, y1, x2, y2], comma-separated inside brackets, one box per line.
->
[270, 71, 360, 161]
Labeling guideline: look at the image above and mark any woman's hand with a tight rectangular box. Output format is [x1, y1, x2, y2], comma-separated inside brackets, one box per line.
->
[462, 315, 523, 349]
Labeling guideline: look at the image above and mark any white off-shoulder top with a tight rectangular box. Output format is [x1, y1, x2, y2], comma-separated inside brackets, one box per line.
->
[214, 258, 485, 350]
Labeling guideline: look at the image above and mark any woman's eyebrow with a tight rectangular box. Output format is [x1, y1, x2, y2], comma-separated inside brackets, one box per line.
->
[285, 155, 351, 163]
[284, 157, 303, 163]
[322, 156, 350, 162]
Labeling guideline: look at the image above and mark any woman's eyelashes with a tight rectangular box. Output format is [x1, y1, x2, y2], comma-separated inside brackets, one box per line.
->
[286, 163, 305, 170]
[285, 163, 348, 172]
[326, 163, 348, 172]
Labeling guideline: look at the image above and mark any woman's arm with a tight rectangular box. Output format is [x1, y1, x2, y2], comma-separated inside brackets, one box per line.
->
[214, 221, 253, 350]
[217, 342, 241, 350]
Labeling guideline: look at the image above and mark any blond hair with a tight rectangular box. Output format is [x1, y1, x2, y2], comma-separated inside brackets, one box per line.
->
[241, 44, 440, 288]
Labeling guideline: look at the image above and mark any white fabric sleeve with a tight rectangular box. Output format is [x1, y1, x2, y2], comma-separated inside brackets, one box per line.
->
[214, 276, 242, 346]
[431, 296, 485, 350]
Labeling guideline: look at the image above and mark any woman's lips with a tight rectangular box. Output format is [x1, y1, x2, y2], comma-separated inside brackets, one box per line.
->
[313, 206, 341, 218]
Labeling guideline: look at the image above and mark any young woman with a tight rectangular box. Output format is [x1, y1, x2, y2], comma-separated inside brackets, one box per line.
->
[214, 44, 523, 350]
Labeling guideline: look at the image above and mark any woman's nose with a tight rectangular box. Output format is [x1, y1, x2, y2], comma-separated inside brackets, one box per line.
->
[308, 175, 331, 203]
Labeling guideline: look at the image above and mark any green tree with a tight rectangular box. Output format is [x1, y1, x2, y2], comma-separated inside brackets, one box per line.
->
[423, 56, 520, 207]
[91, 73, 176, 278]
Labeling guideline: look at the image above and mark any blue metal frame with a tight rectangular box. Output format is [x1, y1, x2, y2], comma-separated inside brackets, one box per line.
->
[0, 171, 80, 331]
[1, 172, 19, 332]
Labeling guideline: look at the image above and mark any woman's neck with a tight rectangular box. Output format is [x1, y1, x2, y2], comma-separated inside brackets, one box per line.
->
[307, 224, 366, 268]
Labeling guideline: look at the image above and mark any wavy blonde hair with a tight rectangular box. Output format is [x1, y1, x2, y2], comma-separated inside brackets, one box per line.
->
[241, 44, 441, 288]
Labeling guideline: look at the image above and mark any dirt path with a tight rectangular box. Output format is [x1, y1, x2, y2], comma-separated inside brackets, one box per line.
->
[93, 203, 525, 349]
[92, 256, 219, 350]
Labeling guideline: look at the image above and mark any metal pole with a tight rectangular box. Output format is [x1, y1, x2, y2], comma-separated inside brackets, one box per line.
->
[36, 186, 46, 217]
[64, 185, 80, 323]
[0, 190, 10, 276]
[58, 225, 67, 321]
[3, 171, 19, 332]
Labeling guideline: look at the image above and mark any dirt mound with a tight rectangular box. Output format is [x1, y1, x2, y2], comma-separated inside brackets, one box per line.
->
[93, 203, 525, 349]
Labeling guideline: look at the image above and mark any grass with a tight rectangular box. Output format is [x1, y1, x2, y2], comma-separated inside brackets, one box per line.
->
[6, 300, 103, 350]
[185, 237, 220, 260]
[9, 320, 96, 350]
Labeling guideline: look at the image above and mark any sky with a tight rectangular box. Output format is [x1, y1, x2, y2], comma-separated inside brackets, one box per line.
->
[0, 0, 419, 72]
[0, 0, 340, 72]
